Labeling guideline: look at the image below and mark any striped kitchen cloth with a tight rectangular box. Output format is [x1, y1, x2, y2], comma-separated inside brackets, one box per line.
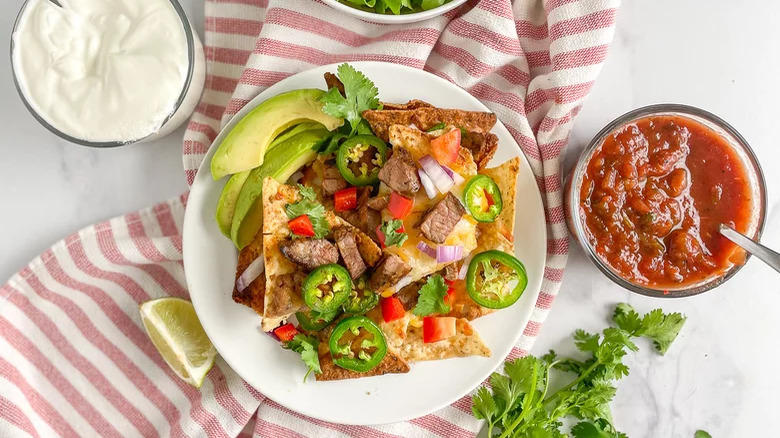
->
[0, 0, 619, 437]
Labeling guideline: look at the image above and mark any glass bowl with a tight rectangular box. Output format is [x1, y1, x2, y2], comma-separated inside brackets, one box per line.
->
[10, 0, 205, 148]
[320, 0, 467, 24]
[565, 104, 767, 298]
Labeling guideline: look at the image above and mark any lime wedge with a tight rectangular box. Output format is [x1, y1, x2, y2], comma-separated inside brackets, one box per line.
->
[139, 298, 216, 388]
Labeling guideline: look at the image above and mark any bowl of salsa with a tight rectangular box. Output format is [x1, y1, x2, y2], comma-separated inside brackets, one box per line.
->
[566, 104, 767, 297]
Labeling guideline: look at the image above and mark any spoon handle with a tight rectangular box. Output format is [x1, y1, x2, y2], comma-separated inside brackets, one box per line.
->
[719, 224, 780, 274]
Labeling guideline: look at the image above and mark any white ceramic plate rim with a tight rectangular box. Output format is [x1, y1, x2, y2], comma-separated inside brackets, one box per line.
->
[319, 0, 467, 24]
[183, 61, 547, 425]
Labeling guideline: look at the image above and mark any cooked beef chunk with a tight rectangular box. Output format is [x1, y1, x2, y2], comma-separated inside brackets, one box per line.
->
[321, 159, 348, 196]
[339, 187, 382, 243]
[442, 263, 460, 282]
[334, 228, 367, 279]
[396, 281, 423, 311]
[378, 147, 420, 195]
[265, 272, 305, 318]
[461, 131, 499, 170]
[419, 193, 466, 244]
[367, 195, 388, 211]
[369, 254, 412, 291]
[324, 72, 345, 97]
[279, 238, 339, 271]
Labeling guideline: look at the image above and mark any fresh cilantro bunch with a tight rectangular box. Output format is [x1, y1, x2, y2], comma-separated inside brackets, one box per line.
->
[285, 185, 330, 239]
[413, 274, 450, 317]
[320, 63, 381, 137]
[378, 219, 408, 248]
[341, 0, 450, 15]
[472, 303, 686, 438]
[283, 334, 321, 382]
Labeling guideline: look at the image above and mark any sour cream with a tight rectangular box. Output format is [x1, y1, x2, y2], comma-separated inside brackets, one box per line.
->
[12, 0, 204, 144]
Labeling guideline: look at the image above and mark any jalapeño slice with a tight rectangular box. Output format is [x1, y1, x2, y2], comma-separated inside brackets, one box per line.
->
[328, 316, 387, 372]
[342, 276, 379, 315]
[466, 250, 527, 309]
[463, 175, 503, 223]
[336, 135, 388, 186]
[296, 308, 340, 332]
[302, 264, 352, 313]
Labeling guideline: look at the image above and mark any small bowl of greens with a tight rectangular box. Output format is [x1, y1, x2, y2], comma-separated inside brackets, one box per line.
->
[322, 0, 467, 24]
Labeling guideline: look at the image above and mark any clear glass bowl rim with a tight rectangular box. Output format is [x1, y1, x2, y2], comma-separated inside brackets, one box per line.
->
[567, 103, 768, 298]
[9, 0, 198, 148]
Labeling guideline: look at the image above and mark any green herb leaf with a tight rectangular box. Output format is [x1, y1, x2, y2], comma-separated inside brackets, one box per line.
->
[285, 184, 330, 239]
[283, 334, 321, 382]
[613, 303, 686, 355]
[694, 431, 712, 438]
[426, 122, 447, 132]
[320, 64, 380, 136]
[412, 275, 450, 316]
[378, 219, 408, 248]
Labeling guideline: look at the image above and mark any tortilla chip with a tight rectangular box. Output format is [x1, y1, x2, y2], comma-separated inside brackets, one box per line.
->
[380, 99, 433, 111]
[231, 233, 265, 314]
[323, 72, 345, 96]
[380, 314, 490, 362]
[478, 157, 520, 241]
[363, 107, 497, 142]
[314, 313, 410, 381]
[462, 131, 499, 170]
[388, 125, 477, 177]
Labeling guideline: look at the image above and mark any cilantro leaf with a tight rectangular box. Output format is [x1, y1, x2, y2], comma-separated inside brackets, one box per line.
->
[694, 431, 712, 438]
[613, 303, 686, 355]
[283, 334, 321, 382]
[320, 64, 380, 136]
[412, 275, 450, 316]
[571, 420, 627, 438]
[285, 184, 330, 239]
[426, 122, 447, 132]
[378, 219, 408, 248]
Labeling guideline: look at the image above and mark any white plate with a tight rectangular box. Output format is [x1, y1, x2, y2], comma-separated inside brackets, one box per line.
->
[183, 61, 547, 425]
[320, 0, 467, 24]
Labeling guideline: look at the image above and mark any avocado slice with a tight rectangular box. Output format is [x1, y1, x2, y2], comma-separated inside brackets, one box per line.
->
[210, 89, 343, 180]
[214, 122, 325, 237]
[230, 128, 330, 249]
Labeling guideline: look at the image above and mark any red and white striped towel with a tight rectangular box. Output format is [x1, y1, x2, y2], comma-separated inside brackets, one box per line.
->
[1, 1, 619, 436]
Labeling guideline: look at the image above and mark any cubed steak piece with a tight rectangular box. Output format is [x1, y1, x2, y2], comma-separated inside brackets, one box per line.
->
[334, 228, 367, 279]
[339, 187, 382, 243]
[419, 192, 466, 244]
[321, 159, 348, 196]
[370, 254, 412, 291]
[378, 147, 420, 195]
[279, 238, 339, 271]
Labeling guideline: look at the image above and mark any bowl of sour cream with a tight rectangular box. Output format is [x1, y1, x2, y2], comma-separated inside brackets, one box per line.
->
[10, 0, 206, 147]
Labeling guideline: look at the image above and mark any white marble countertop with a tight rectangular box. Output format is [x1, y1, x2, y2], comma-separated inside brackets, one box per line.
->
[1, 1, 777, 437]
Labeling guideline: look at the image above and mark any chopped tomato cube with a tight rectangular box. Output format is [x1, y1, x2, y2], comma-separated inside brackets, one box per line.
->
[273, 323, 299, 342]
[375, 223, 406, 249]
[288, 215, 315, 237]
[381, 296, 406, 323]
[388, 192, 414, 219]
[334, 187, 358, 212]
[431, 129, 461, 166]
[443, 286, 456, 307]
[423, 317, 456, 343]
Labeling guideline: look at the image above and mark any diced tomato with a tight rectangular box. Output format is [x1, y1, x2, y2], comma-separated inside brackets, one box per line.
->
[375, 223, 406, 249]
[334, 187, 358, 212]
[423, 317, 456, 343]
[443, 286, 456, 307]
[381, 296, 406, 323]
[388, 192, 414, 219]
[288, 215, 315, 237]
[273, 323, 299, 342]
[431, 129, 461, 166]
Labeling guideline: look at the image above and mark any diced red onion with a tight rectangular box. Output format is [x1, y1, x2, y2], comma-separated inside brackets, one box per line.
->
[416, 241, 436, 259]
[394, 275, 413, 290]
[419, 155, 454, 193]
[458, 256, 472, 279]
[236, 257, 265, 293]
[442, 165, 465, 185]
[289, 170, 304, 184]
[417, 169, 437, 199]
[436, 245, 463, 264]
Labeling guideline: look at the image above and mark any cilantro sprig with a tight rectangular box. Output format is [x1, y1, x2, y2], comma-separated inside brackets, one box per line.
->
[320, 63, 381, 136]
[472, 303, 686, 438]
[378, 219, 408, 248]
[285, 185, 330, 239]
[283, 334, 321, 382]
[412, 275, 450, 317]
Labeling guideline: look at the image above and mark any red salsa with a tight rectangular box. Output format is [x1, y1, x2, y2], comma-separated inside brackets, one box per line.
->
[579, 115, 753, 288]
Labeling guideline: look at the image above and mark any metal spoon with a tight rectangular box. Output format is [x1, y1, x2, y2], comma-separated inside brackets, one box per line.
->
[719, 224, 780, 273]
[48, 0, 62, 7]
